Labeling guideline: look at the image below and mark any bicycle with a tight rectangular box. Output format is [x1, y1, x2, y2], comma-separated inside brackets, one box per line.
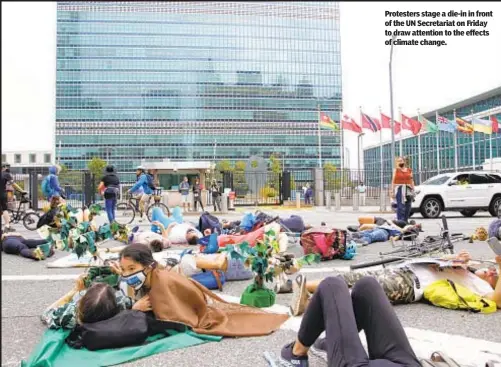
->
[350, 215, 466, 270]
[6, 193, 40, 231]
[115, 189, 170, 225]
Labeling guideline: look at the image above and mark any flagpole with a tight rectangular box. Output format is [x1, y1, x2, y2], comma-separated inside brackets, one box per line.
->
[435, 111, 440, 174]
[398, 107, 403, 156]
[417, 109, 422, 184]
[340, 113, 345, 193]
[471, 109, 476, 170]
[317, 104, 322, 168]
[453, 109, 458, 172]
[378, 106, 384, 195]
[490, 114, 493, 172]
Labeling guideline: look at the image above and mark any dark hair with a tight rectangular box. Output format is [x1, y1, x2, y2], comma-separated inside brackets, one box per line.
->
[149, 239, 163, 253]
[78, 283, 120, 324]
[186, 231, 199, 245]
[120, 243, 156, 266]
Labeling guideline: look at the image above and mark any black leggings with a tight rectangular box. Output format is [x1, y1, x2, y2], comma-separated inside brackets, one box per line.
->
[2, 237, 48, 260]
[298, 276, 420, 367]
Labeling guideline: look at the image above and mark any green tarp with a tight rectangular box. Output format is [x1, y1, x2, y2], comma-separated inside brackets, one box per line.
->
[22, 329, 222, 367]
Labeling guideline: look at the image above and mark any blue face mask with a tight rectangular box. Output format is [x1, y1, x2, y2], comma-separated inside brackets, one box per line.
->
[121, 270, 147, 290]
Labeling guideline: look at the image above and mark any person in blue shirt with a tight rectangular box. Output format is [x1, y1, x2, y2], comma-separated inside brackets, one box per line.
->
[127, 166, 153, 221]
[43, 165, 64, 201]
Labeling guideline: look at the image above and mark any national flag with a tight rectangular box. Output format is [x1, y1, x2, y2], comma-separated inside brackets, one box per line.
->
[456, 117, 474, 134]
[437, 114, 457, 133]
[380, 113, 401, 134]
[319, 112, 339, 131]
[418, 115, 438, 133]
[401, 113, 422, 135]
[491, 115, 499, 133]
[361, 113, 381, 132]
[341, 114, 362, 133]
[472, 117, 492, 135]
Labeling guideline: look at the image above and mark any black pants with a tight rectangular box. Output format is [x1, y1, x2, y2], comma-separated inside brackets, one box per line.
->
[194, 195, 204, 211]
[2, 237, 48, 259]
[213, 195, 222, 212]
[298, 276, 420, 367]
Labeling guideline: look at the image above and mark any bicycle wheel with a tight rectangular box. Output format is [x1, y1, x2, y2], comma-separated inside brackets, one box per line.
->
[115, 203, 135, 225]
[146, 202, 170, 222]
[22, 212, 40, 231]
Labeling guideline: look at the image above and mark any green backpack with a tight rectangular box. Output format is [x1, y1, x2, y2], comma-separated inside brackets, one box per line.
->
[424, 279, 497, 314]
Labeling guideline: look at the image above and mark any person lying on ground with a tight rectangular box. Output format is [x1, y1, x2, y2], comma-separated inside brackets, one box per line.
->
[130, 222, 172, 251]
[217, 222, 288, 252]
[1, 230, 54, 261]
[280, 276, 421, 367]
[350, 220, 422, 246]
[153, 220, 204, 245]
[110, 243, 288, 337]
[291, 250, 501, 316]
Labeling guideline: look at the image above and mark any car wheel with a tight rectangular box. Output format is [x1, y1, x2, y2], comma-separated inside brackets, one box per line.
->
[488, 196, 501, 217]
[420, 197, 442, 218]
[459, 209, 477, 217]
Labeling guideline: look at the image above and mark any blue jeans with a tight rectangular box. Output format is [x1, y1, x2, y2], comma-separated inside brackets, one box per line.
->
[360, 228, 390, 244]
[105, 197, 117, 223]
[395, 187, 412, 222]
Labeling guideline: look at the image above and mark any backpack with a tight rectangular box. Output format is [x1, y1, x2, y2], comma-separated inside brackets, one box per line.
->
[300, 227, 347, 260]
[146, 174, 155, 190]
[41, 176, 52, 199]
[199, 211, 222, 234]
[423, 279, 497, 314]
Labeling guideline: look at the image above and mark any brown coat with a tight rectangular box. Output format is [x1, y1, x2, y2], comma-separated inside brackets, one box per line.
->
[148, 269, 289, 337]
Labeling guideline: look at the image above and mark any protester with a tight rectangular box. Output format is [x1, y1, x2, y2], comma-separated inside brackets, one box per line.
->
[111, 244, 288, 337]
[127, 166, 153, 222]
[192, 177, 204, 212]
[390, 156, 414, 222]
[153, 220, 203, 245]
[1, 230, 54, 261]
[1, 163, 26, 232]
[98, 165, 120, 223]
[351, 220, 422, 246]
[179, 176, 191, 212]
[42, 165, 65, 201]
[292, 250, 500, 315]
[356, 181, 367, 206]
[304, 183, 313, 205]
[210, 179, 222, 212]
[280, 277, 420, 367]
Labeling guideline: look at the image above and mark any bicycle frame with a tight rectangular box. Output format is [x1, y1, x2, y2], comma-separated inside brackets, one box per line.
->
[10, 197, 32, 222]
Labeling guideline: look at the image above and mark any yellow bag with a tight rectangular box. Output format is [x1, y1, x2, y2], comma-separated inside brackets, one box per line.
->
[424, 279, 496, 314]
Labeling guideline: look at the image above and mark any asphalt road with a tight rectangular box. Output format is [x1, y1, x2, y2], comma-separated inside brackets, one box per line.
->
[2, 208, 501, 367]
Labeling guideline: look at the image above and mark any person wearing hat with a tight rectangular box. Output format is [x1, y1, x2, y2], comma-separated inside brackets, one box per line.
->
[1, 163, 26, 232]
[98, 165, 120, 223]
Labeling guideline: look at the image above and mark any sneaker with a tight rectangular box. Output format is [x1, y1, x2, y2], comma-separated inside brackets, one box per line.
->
[290, 274, 309, 316]
[309, 338, 327, 362]
[32, 247, 45, 261]
[279, 342, 309, 367]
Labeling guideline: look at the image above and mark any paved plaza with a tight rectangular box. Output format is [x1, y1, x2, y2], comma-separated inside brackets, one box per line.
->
[2, 208, 501, 366]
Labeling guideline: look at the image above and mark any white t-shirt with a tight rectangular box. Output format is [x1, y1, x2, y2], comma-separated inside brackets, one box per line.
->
[168, 223, 202, 244]
[408, 263, 493, 301]
[132, 231, 169, 249]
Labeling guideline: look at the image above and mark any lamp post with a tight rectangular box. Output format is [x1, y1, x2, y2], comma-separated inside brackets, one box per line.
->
[345, 147, 350, 169]
[389, 34, 396, 168]
[357, 133, 365, 181]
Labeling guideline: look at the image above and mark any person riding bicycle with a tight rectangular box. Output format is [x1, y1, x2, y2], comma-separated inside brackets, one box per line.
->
[42, 165, 65, 201]
[1, 163, 27, 232]
[127, 166, 153, 222]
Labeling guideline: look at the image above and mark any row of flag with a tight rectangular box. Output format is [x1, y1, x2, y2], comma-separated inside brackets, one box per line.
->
[319, 111, 499, 135]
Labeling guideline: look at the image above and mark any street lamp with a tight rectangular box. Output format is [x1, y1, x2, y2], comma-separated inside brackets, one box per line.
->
[389, 33, 396, 168]
[357, 133, 365, 181]
[344, 147, 350, 169]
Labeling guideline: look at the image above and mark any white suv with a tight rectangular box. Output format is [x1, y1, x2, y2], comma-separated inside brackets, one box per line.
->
[411, 171, 501, 218]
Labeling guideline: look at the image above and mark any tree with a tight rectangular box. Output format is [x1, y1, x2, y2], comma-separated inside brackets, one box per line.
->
[234, 161, 246, 172]
[215, 160, 234, 172]
[269, 153, 282, 173]
[233, 161, 248, 197]
[87, 157, 107, 181]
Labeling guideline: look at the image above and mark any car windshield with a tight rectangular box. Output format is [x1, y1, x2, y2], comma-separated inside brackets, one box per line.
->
[422, 175, 451, 185]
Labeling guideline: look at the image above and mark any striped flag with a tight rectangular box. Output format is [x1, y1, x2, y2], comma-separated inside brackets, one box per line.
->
[361, 113, 381, 132]
[437, 114, 456, 133]
[319, 112, 339, 131]
[456, 116, 474, 134]
[472, 117, 492, 135]
[419, 115, 438, 133]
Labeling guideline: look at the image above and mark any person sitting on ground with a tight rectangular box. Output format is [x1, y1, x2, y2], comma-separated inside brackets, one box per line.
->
[110, 243, 288, 337]
[291, 250, 501, 316]
[1, 230, 54, 261]
[280, 276, 421, 367]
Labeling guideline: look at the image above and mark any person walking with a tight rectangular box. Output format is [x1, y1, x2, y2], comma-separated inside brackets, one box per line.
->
[304, 183, 313, 205]
[98, 165, 120, 223]
[193, 178, 204, 212]
[210, 179, 222, 212]
[179, 176, 191, 212]
[390, 156, 415, 223]
[42, 165, 65, 201]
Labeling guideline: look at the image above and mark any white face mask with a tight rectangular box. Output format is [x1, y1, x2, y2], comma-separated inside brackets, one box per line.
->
[121, 269, 147, 290]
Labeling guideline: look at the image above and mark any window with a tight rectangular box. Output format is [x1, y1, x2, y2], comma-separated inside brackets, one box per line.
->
[44, 154, 51, 164]
[469, 174, 491, 185]
[14, 154, 21, 164]
[422, 174, 451, 185]
[1, 154, 5, 163]
[29, 154, 36, 164]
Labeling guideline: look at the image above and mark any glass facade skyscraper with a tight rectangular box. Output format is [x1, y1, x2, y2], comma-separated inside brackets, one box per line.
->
[364, 87, 501, 186]
[56, 2, 342, 173]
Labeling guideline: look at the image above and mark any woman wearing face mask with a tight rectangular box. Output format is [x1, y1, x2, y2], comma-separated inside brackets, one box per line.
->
[390, 156, 415, 223]
[112, 243, 288, 337]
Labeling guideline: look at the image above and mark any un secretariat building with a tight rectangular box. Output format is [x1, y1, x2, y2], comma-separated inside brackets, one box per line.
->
[56, 2, 342, 174]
